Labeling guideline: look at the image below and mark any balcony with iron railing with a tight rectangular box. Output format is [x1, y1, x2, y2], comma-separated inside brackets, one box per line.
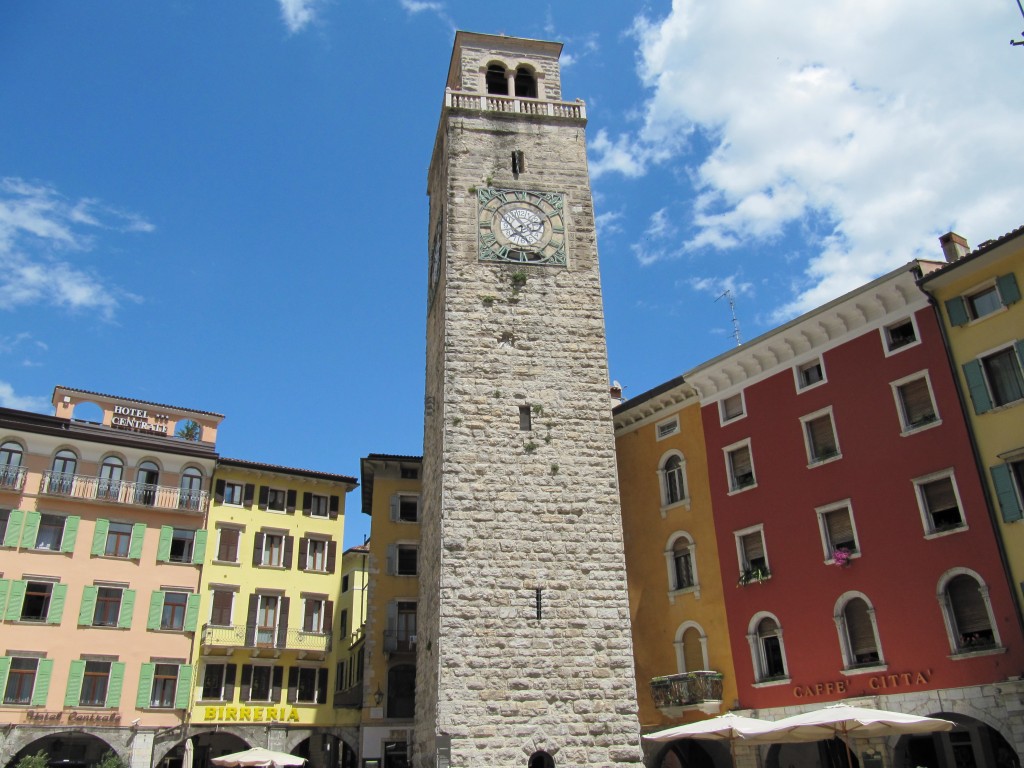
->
[445, 88, 586, 120]
[200, 624, 332, 659]
[383, 629, 416, 654]
[0, 466, 27, 492]
[39, 471, 209, 514]
[650, 671, 724, 716]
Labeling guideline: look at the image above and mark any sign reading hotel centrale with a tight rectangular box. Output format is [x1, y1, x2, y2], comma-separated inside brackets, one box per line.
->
[27, 710, 121, 724]
[110, 404, 170, 435]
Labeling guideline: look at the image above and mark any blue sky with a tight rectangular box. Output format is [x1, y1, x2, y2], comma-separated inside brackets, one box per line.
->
[2, 1, 1022, 548]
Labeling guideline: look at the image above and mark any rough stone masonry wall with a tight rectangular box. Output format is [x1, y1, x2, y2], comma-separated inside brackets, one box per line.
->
[415, 109, 644, 768]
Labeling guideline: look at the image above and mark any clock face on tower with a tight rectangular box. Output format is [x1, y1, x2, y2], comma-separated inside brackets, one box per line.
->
[477, 188, 566, 265]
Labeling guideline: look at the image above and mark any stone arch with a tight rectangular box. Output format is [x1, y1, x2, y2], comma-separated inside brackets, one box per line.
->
[4, 729, 126, 768]
[155, 729, 251, 768]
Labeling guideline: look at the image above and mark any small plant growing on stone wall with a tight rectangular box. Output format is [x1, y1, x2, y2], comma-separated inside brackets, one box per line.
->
[532, 404, 544, 416]
[481, 294, 496, 306]
[510, 271, 528, 290]
[550, 463, 559, 475]
[451, 416, 462, 426]
[524, 441, 538, 454]
[493, 390, 502, 399]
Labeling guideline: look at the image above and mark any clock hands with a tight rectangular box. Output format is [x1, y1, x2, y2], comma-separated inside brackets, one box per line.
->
[500, 211, 543, 245]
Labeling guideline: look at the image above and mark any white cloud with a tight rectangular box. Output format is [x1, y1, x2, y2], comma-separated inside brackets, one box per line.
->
[399, 0, 454, 29]
[599, 0, 1024, 317]
[0, 178, 152, 318]
[0, 381, 49, 412]
[278, 0, 321, 33]
[595, 209, 625, 238]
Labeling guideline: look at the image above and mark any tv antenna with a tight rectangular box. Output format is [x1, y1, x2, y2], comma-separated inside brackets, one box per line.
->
[716, 289, 742, 347]
[1014, 0, 1024, 45]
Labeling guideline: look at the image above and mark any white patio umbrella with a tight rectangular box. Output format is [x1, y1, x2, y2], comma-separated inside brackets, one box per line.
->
[211, 747, 306, 768]
[644, 713, 782, 765]
[767, 704, 955, 767]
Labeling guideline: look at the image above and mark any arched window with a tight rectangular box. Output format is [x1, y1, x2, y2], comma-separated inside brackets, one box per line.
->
[834, 594, 882, 669]
[386, 663, 416, 719]
[0, 441, 24, 488]
[98, 456, 124, 501]
[660, 452, 687, 507]
[528, 752, 554, 768]
[748, 613, 788, 682]
[49, 449, 78, 494]
[514, 66, 538, 98]
[664, 532, 697, 595]
[674, 621, 708, 673]
[485, 63, 508, 95]
[179, 467, 203, 511]
[940, 571, 999, 653]
[136, 461, 160, 506]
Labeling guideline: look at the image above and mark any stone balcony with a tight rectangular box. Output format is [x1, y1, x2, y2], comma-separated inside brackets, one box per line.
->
[200, 624, 332, 660]
[39, 470, 209, 514]
[445, 88, 586, 120]
[650, 671, 724, 716]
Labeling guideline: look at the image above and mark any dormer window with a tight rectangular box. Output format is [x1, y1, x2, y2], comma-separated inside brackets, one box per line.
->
[514, 66, 537, 98]
[486, 64, 508, 95]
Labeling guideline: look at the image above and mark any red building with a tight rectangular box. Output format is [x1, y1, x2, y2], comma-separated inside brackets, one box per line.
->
[684, 260, 1024, 767]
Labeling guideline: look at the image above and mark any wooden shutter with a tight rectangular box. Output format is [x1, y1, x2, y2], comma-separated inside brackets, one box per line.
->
[65, 660, 85, 706]
[136, 662, 154, 708]
[277, 598, 290, 649]
[287, 667, 298, 703]
[32, 659, 53, 706]
[215, 479, 226, 503]
[129, 523, 146, 559]
[258, 486, 269, 510]
[324, 600, 334, 632]
[271, 665, 283, 703]
[156, 526, 173, 562]
[60, 516, 79, 553]
[243, 483, 255, 508]
[192, 530, 208, 564]
[20, 511, 40, 548]
[283, 536, 293, 569]
[945, 296, 969, 326]
[997, 272, 1021, 305]
[240, 664, 253, 701]
[252, 533, 264, 566]
[317, 668, 328, 704]
[185, 594, 202, 632]
[302, 493, 312, 516]
[225, 664, 237, 700]
[107, 662, 125, 707]
[175, 665, 193, 709]
[0, 580, 8, 616]
[245, 595, 258, 646]
[91, 519, 109, 556]
[286, 490, 297, 514]
[119, 589, 136, 629]
[326, 541, 337, 574]
[298, 538, 309, 572]
[47, 584, 67, 624]
[329, 495, 339, 520]
[3, 509, 23, 547]
[78, 585, 98, 625]
[991, 464, 1024, 523]
[148, 591, 166, 630]
[963, 360, 993, 414]
[5, 581, 26, 621]
[0, 658, 11, 703]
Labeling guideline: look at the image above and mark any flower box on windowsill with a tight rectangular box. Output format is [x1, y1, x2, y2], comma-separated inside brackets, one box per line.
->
[737, 566, 771, 586]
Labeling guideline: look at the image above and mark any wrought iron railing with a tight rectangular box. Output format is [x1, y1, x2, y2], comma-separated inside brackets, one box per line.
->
[383, 629, 416, 653]
[200, 624, 332, 652]
[445, 89, 586, 119]
[0, 466, 26, 491]
[40, 471, 209, 513]
[650, 671, 724, 710]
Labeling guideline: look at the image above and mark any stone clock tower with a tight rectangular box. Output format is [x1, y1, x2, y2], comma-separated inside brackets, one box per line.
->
[417, 32, 643, 768]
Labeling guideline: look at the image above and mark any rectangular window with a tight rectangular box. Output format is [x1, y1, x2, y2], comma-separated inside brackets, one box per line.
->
[210, 590, 233, 626]
[22, 581, 53, 621]
[202, 663, 225, 700]
[309, 495, 329, 518]
[93, 587, 123, 627]
[223, 483, 243, 505]
[296, 667, 320, 703]
[36, 514, 66, 551]
[796, 358, 825, 390]
[519, 405, 532, 431]
[720, 393, 745, 422]
[967, 284, 1002, 319]
[398, 494, 420, 522]
[803, 410, 840, 463]
[883, 317, 918, 352]
[736, 527, 769, 582]
[257, 596, 279, 646]
[303, 599, 325, 633]
[161, 592, 189, 631]
[915, 473, 965, 534]
[400, 466, 419, 480]
[151, 664, 178, 708]
[817, 502, 859, 562]
[0, 509, 9, 544]
[894, 374, 939, 431]
[217, 528, 240, 563]
[105, 522, 133, 558]
[266, 489, 287, 512]
[656, 416, 679, 440]
[3, 658, 38, 704]
[262, 534, 284, 567]
[946, 274, 1020, 326]
[249, 666, 272, 701]
[341, 575, 350, 593]
[726, 442, 756, 491]
[982, 347, 1024, 407]
[79, 660, 111, 707]
[397, 545, 418, 576]
[169, 529, 195, 563]
[307, 539, 327, 572]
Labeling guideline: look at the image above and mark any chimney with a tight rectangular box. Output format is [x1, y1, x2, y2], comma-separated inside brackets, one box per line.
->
[939, 231, 970, 263]
[609, 381, 623, 401]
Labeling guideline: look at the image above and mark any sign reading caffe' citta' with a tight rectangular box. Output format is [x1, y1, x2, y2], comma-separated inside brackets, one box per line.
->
[110, 405, 170, 435]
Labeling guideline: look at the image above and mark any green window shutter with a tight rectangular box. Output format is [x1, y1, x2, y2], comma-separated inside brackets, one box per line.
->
[60, 516, 80, 553]
[147, 591, 165, 630]
[20, 511, 41, 548]
[65, 659, 86, 706]
[136, 663, 154, 709]
[945, 296, 969, 326]
[4, 509, 24, 547]
[91, 519, 109, 556]
[5, 581, 26, 621]
[184, 594, 201, 632]
[997, 272, 1021, 306]
[129, 523, 146, 559]
[156, 526, 173, 562]
[175, 665, 193, 709]
[963, 360, 993, 414]
[991, 464, 1024, 523]
[118, 589, 136, 629]
[79, 585, 98, 625]
[107, 662, 125, 707]
[0, 657, 10, 697]
[192, 529, 208, 564]
[32, 659, 53, 706]
[0, 580, 9, 616]
[47, 584, 67, 624]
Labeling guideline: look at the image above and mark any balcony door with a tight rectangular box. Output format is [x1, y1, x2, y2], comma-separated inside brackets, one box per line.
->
[136, 461, 159, 505]
[257, 595, 279, 647]
[98, 457, 124, 501]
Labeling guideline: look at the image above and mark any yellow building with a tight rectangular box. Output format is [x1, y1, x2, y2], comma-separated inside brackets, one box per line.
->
[613, 379, 739, 732]
[333, 543, 369, 713]
[920, 226, 1024, 623]
[183, 458, 358, 768]
[357, 454, 421, 768]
